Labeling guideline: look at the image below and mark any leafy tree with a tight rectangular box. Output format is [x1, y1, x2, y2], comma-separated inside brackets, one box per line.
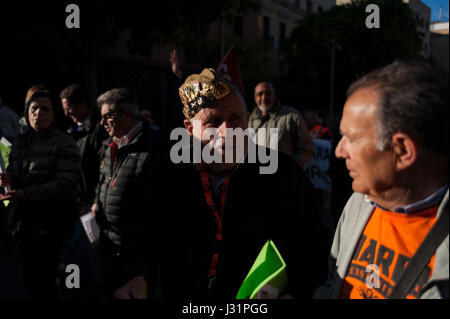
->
[282, 0, 424, 120]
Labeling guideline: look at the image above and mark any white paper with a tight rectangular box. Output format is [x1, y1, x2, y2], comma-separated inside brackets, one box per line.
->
[80, 212, 100, 244]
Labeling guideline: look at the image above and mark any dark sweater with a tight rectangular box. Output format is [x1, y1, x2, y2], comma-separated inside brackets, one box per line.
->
[152, 146, 329, 299]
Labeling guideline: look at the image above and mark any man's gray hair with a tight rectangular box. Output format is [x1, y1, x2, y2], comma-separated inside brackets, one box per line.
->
[97, 88, 139, 118]
[347, 61, 449, 156]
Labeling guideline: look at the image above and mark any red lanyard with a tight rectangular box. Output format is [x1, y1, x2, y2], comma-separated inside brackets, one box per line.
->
[109, 141, 117, 168]
[108, 141, 118, 189]
[199, 169, 231, 242]
[198, 164, 232, 284]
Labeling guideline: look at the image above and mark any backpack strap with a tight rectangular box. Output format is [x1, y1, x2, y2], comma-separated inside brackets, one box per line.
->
[389, 200, 448, 299]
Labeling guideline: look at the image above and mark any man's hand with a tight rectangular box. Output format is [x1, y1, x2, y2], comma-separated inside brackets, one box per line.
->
[91, 203, 98, 215]
[0, 173, 12, 187]
[0, 192, 11, 201]
[169, 49, 183, 79]
[0, 189, 24, 201]
[113, 276, 148, 299]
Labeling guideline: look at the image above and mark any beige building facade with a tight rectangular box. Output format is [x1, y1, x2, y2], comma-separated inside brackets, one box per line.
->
[148, 0, 336, 75]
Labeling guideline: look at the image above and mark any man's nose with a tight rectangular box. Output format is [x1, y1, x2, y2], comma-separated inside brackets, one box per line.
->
[219, 121, 238, 140]
[335, 138, 346, 159]
[218, 122, 228, 138]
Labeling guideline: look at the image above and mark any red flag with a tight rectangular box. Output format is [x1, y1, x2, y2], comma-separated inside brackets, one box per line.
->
[216, 46, 246, 96]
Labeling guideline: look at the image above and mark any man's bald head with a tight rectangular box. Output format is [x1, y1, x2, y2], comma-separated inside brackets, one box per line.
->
[254, 82, 276, 115]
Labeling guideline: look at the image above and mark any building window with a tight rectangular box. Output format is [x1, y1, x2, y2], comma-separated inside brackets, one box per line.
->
[263, 16, 271, 40]
[233, 15, 244, 37]
[307, 1, 312, 12]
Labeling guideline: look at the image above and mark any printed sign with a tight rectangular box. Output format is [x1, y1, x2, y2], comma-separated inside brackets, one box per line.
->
[304, 138, 332, 193]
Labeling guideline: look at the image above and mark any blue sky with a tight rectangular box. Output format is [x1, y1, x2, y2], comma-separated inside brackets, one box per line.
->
[422, 0, 449, 22]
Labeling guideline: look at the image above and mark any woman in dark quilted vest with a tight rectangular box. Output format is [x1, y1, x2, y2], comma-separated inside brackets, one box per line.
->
[0, 89, 81, 299]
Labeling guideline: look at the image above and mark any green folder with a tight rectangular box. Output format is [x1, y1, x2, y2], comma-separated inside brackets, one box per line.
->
[236, 239, 288, 299]
[0, 137, 12, 207]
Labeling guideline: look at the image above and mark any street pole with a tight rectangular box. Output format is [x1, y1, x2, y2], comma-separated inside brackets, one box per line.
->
[329, 40, 336, 127]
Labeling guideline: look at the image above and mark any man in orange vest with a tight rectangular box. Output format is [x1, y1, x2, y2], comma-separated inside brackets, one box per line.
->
[314, 61, 448, 299]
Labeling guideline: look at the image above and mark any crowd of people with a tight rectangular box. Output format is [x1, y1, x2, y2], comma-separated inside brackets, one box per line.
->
[0, 59, 448, 299]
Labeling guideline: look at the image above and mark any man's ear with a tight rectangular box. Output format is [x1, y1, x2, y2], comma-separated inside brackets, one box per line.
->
[184, 119, 193, 136]
[120, 108, 132, 120]
[391, 133, 418, 170]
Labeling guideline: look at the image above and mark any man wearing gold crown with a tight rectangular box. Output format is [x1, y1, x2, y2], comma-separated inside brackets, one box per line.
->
[114, 69, 328, 299]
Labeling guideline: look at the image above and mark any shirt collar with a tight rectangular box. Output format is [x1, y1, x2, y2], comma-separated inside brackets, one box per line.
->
[112, 121, 142, 148]
[76, 115, 92, 132]
[253, 101, 281, 119]
[365, 185, 448, 214]
[195, 151, 248, 191]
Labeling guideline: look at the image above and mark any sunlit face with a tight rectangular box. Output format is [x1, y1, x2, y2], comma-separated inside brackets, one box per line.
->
[28, 97, 55, 132]
[335, 88, 396, 197]
[254, 82, 276, 113]
[100, 103, 126, 138]
[61, 98, 89, 123]
[185, 91, 248, 161]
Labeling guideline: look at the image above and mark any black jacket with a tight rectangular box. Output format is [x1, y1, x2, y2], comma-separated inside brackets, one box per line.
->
[95, 120, 161, 280]
[66, 113, 108, 214]
[8, 127, 81, 238]
[152, 146, 329, 299]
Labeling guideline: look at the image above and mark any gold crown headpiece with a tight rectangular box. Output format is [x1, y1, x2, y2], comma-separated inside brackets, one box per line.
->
[179, 68, 234, 119]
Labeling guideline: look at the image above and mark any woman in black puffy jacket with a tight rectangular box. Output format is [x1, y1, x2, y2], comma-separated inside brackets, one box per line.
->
[0, 89, 81, 299]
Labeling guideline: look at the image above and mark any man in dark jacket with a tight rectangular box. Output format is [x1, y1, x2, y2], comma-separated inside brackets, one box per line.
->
[92, 88, 160, 297]
[60, 84, 108, 213]
[115, 69, 328, 299]
[59, 84, 108, 297]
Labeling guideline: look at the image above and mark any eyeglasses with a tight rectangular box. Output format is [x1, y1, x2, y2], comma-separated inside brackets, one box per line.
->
[255, 90, 271, 97]
[100, 110, 121, 123]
